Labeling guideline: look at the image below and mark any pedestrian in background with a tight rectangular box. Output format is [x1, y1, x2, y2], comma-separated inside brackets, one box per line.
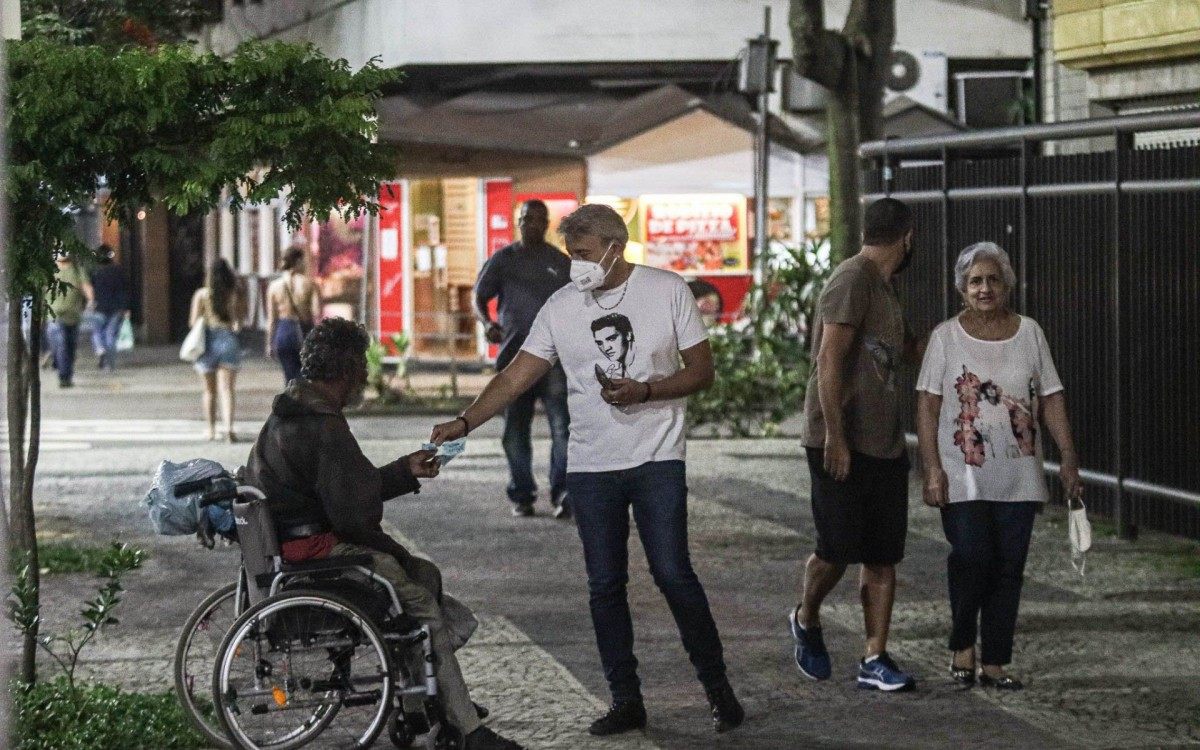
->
[434, 203, 744, 737]
[189, 258, 245, 442]
[473, 199, 572, 518]
[266, 245, 321, 385]
[791, 197, 922, 692]
[916, 242, 1081, 690]
[88, 244, 130, 371]
[47, 251, 94, 388]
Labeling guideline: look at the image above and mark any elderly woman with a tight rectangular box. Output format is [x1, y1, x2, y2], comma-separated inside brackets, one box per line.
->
[915, 242, 1081, 690]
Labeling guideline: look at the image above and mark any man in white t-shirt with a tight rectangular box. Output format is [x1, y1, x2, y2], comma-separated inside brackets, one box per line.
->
[430, 204, 744, 737]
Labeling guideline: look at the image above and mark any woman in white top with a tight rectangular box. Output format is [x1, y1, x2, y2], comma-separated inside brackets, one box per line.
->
[265, 245, 321, 384]
[915, 242, 1082, 691]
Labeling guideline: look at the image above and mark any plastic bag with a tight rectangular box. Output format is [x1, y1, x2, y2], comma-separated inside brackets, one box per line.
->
[142, 458, 228, 536]
[116, 317, 134, 352]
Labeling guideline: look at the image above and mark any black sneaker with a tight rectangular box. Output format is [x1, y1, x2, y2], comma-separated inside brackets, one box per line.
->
[704, 681, 745, 733]
[463, 725, 524, 750]
[588, 699, 647, 736]
[510, 502, 534, 517]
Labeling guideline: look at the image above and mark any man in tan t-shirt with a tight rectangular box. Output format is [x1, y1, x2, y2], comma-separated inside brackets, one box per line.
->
[790, 198, 923, 692]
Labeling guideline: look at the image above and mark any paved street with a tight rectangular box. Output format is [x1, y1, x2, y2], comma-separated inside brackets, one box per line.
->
[12, 349, 1200, 748]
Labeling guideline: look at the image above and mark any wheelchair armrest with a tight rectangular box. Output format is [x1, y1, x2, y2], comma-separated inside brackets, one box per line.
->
[280, 554, 375, 575]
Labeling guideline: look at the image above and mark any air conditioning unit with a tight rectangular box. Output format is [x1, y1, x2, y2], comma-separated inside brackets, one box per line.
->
[782, 48, 949, 115]
[884, 49, 949, 114]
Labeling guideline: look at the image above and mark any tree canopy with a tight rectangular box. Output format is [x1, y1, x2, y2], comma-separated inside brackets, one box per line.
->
[6, 38, 399, 296]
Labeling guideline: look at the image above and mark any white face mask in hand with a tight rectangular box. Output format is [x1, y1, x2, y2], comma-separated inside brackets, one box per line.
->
[1068, 496, 1092, 576]
[570, 242, 619, 293]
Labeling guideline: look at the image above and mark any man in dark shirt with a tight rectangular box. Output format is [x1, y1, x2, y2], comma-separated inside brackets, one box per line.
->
[88, 245, 130, 371]
[474, 199, 572, 518]
[243, 318, 524, 750]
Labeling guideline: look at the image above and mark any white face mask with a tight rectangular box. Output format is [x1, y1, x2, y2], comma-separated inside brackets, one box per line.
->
[570, 243, 618, 293]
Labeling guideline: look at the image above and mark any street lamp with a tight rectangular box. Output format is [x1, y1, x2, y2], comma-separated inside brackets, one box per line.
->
[738, 8, 778, 285]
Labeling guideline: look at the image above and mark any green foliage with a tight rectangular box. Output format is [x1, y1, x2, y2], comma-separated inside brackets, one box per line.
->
[14, 541, 142, 575]
[21, 0, 219, 47]
[13, 679, 206, 750]
[7, 543, 145, 693]
[366, 332, 414, 402]
[688, 240, 832, 437]
[7, 38, 399, 297]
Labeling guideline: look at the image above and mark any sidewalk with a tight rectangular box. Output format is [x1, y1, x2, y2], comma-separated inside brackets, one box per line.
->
[11, 347, 1200, 747]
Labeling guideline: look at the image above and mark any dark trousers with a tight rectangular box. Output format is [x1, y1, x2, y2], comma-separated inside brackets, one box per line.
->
[941, 501, 1038, 666]
[273, 319, 304, 384]
[503, 364, 569, 505]
[567, 460, 727, 702]
[47, 322, 78, 384]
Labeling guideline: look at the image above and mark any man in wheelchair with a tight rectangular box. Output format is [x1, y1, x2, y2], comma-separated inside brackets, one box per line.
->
[243, 318, 523, 750]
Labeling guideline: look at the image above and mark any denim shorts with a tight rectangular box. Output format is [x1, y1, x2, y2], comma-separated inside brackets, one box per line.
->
[194, 327, 242, 374]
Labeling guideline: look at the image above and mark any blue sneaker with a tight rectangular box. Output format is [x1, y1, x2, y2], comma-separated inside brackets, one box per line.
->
[788, 610, 831, 680]
[857, 652, 916, 692]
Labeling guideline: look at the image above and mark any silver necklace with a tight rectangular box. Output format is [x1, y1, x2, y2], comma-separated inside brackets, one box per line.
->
[592, 278, 630, 310]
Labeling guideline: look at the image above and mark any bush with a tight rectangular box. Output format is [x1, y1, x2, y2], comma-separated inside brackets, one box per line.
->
[33, 541, 143, 575]
[13, 678, 206, 750]
[688, 239, 831, 437]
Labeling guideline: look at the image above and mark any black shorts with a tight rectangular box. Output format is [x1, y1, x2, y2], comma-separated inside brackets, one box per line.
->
[806, 447, 910, 566]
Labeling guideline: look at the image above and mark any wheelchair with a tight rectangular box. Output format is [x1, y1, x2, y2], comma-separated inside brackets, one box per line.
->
[171, 477, 452, 750]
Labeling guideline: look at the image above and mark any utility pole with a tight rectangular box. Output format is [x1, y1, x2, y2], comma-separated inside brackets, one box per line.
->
[740, 7, 777, 284]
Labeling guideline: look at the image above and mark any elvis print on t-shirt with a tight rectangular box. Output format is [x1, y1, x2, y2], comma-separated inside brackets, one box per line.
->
[591, 313, 636, 379]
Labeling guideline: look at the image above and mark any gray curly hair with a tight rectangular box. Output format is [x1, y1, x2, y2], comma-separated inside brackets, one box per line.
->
[558, 203, 629, 246]
[300, 318, 370, 382]
[954, 242, 1017, 294]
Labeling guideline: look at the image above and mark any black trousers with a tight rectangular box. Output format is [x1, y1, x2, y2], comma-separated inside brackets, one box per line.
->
[940, 501, 1037, 666]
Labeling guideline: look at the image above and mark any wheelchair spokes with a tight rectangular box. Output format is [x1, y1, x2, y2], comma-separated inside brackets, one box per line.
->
[215, 592, 393, 750]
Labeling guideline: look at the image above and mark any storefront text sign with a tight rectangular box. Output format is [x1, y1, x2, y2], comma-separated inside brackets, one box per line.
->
[639, 194, 748, 274]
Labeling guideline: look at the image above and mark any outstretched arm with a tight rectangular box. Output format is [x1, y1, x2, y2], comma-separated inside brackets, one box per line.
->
[430, 351, 553, 443]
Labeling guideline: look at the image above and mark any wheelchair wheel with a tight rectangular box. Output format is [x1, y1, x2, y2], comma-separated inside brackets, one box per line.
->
[175, 582, 244, 749]
[213, 590, 394, 750]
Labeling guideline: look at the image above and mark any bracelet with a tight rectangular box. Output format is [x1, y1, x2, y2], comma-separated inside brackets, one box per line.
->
[455, 415, 471, 434]
[639, 382, 653, 403]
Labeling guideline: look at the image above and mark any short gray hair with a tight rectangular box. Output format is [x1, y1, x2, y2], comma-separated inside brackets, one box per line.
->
[558, 204, 629, 246]
[954, 242, 1017, 293]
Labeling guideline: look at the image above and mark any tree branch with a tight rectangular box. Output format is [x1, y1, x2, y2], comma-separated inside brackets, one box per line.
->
[843, 0, 896, 142]
[790, 0, 849, 92]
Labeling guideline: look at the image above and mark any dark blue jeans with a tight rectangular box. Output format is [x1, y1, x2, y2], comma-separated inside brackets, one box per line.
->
[568, 460, 727, 702]
[941, 501, 1038, 666]
[90, 312, 124, 368]
[272, 319, 305, 384]
[503, 364, 569, 505]
[47, 321, 78, 384]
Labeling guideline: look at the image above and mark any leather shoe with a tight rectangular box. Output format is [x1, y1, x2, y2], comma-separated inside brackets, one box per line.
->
[705, 681, 745, 733]
[588, 699, 647, 736]
[979, 673, 1024, 690]
[463, 725, 524, 750]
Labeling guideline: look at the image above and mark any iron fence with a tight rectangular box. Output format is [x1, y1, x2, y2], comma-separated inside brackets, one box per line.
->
[860, 110, 1200, 541]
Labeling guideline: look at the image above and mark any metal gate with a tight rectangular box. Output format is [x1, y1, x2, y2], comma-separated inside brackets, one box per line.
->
[860, 110, 1200, 541]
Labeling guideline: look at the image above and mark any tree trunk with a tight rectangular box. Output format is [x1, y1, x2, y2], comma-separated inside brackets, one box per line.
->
[825, 85, 863, 263]
[7, 293, 40, 684]
[790, 0, 895, 262]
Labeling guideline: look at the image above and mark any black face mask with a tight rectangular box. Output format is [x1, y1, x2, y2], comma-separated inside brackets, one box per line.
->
[894, 237, 915, 275]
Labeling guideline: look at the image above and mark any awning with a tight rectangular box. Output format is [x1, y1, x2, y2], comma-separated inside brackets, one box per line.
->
[376, 84, 818, 157]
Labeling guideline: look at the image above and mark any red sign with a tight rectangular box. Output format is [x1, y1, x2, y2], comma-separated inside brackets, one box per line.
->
[639, 194, 749, 274]
[377, 182, 406, 349]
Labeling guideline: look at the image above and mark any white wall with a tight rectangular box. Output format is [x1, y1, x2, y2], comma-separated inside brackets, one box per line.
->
[586, 110, 828, 197]
[201, 0, 1031, 67]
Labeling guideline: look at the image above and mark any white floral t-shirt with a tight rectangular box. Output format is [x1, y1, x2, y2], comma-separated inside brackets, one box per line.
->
[916, 316, 1063, 503]
[521, 266, 709, 473]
